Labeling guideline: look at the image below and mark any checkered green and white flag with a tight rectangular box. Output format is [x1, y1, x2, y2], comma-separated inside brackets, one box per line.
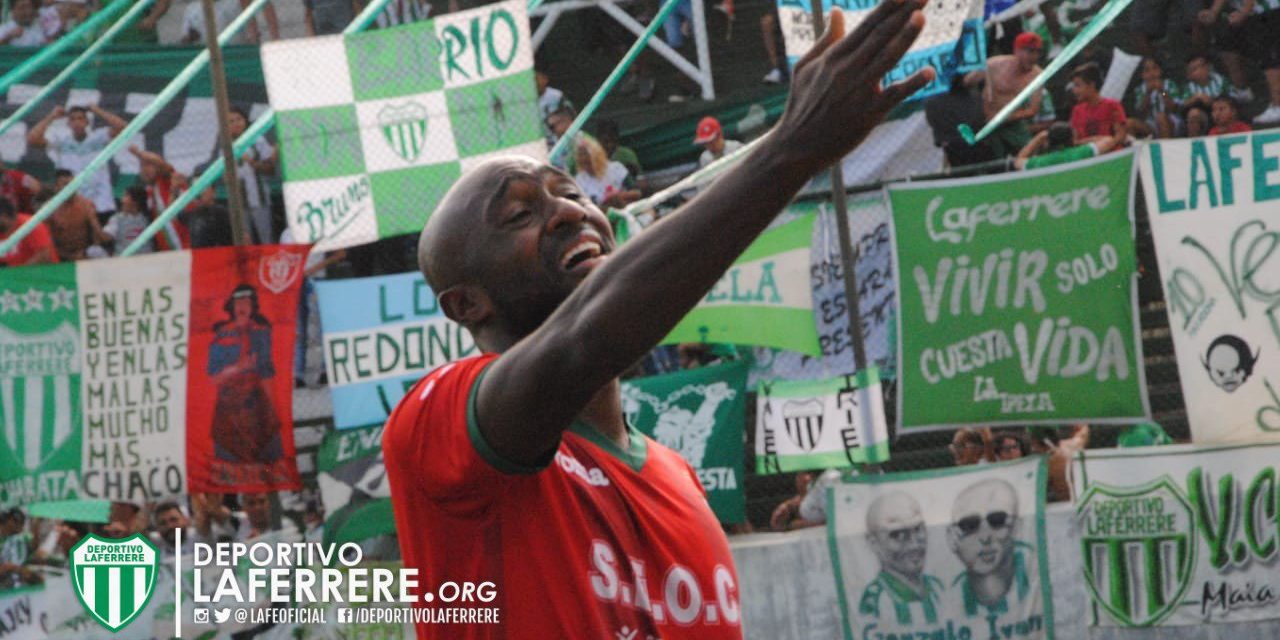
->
[261, 0, 545, 252]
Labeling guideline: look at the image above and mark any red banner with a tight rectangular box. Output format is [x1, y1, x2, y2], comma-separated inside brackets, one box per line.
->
[186, 245, 308, 493]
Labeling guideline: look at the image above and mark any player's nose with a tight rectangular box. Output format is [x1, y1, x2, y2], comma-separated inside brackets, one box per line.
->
[544, 192, 590, 234]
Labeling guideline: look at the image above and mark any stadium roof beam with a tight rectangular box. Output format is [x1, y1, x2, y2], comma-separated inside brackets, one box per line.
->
[530, 0, 714, 101]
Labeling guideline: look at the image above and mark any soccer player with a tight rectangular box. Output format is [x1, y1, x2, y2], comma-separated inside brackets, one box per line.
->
[382, 2, 935, 637]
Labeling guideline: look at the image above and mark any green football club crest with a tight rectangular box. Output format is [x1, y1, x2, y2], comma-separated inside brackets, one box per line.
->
[69, 533, 160, 632]
[1077, 477, 1196, 627]
[377, 101, 429, 163]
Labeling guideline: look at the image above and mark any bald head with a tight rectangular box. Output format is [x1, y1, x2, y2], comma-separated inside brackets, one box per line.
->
[867, 491, 924, 534]
[418, 155, 544, 292]
[952, 478, 1018, 522]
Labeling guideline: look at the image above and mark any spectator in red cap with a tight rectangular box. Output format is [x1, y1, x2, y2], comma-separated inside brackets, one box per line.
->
[1069, 62, 1127, 141]
[964, 32, 1045, 160]
[693, 116, 742, 169]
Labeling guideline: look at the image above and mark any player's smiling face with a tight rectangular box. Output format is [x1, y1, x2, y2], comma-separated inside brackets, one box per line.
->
[476, 158, 616, 333]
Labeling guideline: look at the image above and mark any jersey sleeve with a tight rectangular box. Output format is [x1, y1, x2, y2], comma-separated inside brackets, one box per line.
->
[383, 354, 550, 507]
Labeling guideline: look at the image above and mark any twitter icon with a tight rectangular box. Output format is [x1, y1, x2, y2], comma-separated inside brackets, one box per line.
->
[213, 609, 232, 624]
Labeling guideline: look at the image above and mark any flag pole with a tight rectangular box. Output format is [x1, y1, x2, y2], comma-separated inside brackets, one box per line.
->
[201, 0, 250, 246]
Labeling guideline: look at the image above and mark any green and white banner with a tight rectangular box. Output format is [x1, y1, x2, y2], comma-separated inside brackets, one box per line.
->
[1073, 442, 1280, 626]
[621, 362, 748, 524]
[755, 369, 889, 474]
[889, 151, 1148, 431]
[262, 0, 545, 252]
[828, 456, 1051, 640]
[316, 424, 396, 546]
[1139, 134, 1280, 443]
[663, 212, 821, 356]
[0, 254, 190, 507]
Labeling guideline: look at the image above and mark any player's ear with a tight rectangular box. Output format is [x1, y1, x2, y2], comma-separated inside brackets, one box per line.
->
[438, 285, 492, 327]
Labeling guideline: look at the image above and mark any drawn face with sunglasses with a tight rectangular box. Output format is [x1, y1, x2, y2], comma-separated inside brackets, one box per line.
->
[948, 479, 1019, 582]
[866, 491, 928, 585]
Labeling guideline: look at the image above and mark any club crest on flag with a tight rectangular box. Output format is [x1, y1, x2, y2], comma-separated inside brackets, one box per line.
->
[782, 399, 824, 452]
[69, 533, 159, 632]
[259, 250, 303, 294]
[377, 101, 430, 163]
[0, 322, 80, 473]
[1076, 477, 1196, 627]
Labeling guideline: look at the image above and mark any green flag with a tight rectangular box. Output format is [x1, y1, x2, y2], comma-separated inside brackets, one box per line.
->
[662, 213, 821, 356]
[622, 362, 748, 524]
[262, 0, 545, 252]
[889, 151, 1147, 431]
[316, 425, 395, 546]
[0, 263, 82, 508]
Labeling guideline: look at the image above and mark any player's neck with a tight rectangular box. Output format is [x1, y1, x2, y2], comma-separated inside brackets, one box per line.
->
[577, 379, 628, 450]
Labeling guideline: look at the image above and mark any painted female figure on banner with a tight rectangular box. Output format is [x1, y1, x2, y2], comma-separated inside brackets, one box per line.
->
[208, 284, 283, 464]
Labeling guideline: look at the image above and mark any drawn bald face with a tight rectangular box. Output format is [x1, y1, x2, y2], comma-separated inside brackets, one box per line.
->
[866, 492, 927, 579]
[949, 479, 1018, 577]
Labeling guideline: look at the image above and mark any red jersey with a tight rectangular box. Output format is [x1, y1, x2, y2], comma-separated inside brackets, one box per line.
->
[1209, 121, 1252, 135]
[0, 214, 58, 266]
[1070, 98, 1126, 139]
[1, 169, 36, 213]
[384, 354, 743, 640]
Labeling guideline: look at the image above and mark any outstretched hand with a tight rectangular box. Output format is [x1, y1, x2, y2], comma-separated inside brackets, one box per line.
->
[773, 0, 934, 173]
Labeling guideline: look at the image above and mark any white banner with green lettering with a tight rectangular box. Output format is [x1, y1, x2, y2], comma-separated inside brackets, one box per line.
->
[755, 369, 889, 473]
[890, 151, 1148, 431]
[1073, 442, 1280, 626]
[662, 212, 821, 356]
[1139, 134, 1280, 443]
[828, 456, 1051, 640]
[262, 0, 544, 252]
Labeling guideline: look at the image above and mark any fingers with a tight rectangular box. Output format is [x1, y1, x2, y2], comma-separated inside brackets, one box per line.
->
[878, 66, 936, 109]
[862, 8, 927, 81]
[829, 0, 923, 61]
[793, 10, 844, 74]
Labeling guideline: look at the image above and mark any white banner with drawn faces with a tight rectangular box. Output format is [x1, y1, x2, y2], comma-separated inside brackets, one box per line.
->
[1139, 135, 1280, 443]
[827, 456, 1051, 640]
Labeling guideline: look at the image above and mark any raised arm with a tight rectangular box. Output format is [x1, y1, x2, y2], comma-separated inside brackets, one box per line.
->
[27, 105, 64, 148]
[90, 105, 128, 138]
[130, 145, 174, 175]
[475, 1, 933, 466]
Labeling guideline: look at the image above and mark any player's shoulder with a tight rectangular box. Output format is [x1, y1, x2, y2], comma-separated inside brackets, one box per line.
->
[395, 354, 497, 414]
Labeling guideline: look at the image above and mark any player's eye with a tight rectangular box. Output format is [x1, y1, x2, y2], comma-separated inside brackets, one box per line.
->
[506, 209, 533, 224]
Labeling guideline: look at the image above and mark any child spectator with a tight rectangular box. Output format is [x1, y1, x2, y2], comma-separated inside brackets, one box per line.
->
[1179, 54, 1230, 111]
[1069, 62, 1127, 139]
[573, 136, 639, 208]
[102, 185, 153, 255]
[1209, 96, 1252, 134]
[1184, 103, 1211, 136]
[226, 105, 276, 245]
[1015, 121, 1125, 169]
[1128, 57, 1181, 138]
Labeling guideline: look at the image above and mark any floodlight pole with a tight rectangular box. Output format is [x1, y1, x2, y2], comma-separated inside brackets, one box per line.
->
[202, 0, 250, 246]
[808, 0, 868, 373]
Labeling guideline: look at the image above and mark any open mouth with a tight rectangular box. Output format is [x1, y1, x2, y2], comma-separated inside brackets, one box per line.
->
[559, 237, 606, 272]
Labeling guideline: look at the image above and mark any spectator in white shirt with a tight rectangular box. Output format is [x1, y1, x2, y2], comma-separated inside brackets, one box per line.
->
[693, 116, 743, 169]
[227, 105, 277, 244]
[573, 136, 639, 209]
[27, 104, 128, 222]
[0, 0, 55, 46]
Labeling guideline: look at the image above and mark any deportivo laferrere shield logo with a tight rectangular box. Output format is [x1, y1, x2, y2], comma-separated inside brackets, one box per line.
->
[1076, 477, 1196, 627]
[781, 399, 824, 452]
[378, 101, 429, 163]
[69, 533, 160, 632]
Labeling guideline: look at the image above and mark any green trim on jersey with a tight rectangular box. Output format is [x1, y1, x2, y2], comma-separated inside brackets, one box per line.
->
[568, 420, 649, 473]
[859, 570, 943, 625]
[466, 361, 552, 475]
